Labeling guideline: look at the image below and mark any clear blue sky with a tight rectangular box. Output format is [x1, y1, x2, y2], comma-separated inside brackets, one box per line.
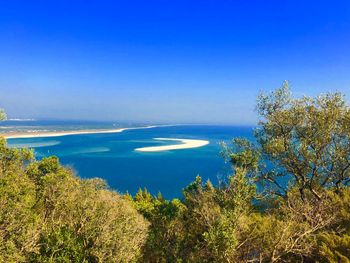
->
[0, 0, 349, 124]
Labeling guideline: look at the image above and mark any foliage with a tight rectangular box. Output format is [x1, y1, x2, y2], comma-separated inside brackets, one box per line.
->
[0, 137, 148, 262]
[0, 108, 6, 121]
[133, 188, 185, 262]
[317, 233, 350, 262]
[134, 166, 256, 262]
[255, 81, 350, 199]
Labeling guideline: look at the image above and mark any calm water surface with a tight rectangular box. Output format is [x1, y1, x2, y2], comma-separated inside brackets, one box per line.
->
[6, 124, 254, 198]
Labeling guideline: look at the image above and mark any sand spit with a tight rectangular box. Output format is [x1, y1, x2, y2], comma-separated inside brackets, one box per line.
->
[135, 138, 209, 152]
[2, 125, 161, 139]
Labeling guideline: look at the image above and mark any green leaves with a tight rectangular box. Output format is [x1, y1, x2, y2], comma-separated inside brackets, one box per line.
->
[253, 82, 350, 198]
[230, 150, 259, 170]
[0, 109, 6, 121]
[0, 140, 148, 262]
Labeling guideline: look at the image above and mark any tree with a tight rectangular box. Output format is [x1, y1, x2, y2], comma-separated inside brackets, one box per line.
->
[254, 81, 350, 199]
[0, 138, 38, 262]
[220, 83, 350, 262]
[133, 189, 185, 262]
[0, 138, 149, 262]
[0, 109, 6, 121]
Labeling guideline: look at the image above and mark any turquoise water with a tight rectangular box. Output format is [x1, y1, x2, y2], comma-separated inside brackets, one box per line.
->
[5, 123, 254, 198]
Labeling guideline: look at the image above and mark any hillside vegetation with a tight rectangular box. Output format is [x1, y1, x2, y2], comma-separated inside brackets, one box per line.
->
[1, 83, 350, 262]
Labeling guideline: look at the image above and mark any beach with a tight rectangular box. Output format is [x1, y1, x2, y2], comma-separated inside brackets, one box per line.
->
[1, 125, 159, 139]
[135, 138, 209, 152]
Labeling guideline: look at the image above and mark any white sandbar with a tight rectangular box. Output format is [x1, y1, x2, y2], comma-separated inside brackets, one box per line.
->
[2, 125, 159, 139]
[135, 138, 209, 152]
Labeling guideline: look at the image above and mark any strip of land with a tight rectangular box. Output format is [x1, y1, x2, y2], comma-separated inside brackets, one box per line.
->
[135, 138, 209, 152]
[1, 125, 159, 139]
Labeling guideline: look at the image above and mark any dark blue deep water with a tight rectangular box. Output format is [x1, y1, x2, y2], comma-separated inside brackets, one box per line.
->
[6, 124, 254, 198]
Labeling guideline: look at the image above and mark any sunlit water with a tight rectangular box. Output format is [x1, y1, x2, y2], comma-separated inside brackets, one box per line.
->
[5, 123, 254, 198]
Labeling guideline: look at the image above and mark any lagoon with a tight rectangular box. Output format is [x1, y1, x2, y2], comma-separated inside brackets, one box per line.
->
[5, 123, 254, 198]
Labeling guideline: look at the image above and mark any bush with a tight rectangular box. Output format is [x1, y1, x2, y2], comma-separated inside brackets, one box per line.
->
[0, 138, 148, 262]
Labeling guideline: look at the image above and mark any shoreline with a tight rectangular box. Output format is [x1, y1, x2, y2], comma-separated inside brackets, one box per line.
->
[135, 138, 209, 152]
[1, 125, 160, 139]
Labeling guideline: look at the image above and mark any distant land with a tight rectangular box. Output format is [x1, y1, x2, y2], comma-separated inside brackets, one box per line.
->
[1, 125, 158, 139]
[1, 124, 210, 153]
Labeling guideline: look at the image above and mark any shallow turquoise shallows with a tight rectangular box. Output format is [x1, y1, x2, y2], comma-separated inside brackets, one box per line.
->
[6, 124, 254, 198]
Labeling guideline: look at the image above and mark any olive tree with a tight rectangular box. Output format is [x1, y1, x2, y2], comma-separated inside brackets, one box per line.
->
[251, 82, 350, 199]
[0, 109, 6, 121]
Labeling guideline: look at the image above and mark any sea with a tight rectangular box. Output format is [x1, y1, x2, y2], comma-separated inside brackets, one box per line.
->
[2, 120, 255, 199]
